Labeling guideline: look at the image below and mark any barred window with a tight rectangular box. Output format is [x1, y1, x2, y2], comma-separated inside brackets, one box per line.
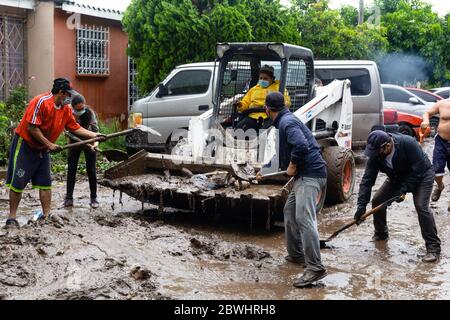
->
[76, 25, 110, 75]
[128, 57, 140, 108]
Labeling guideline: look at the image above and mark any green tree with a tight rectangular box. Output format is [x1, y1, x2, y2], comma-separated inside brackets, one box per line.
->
[294, 0, 387, 59]
[374, 0, 402, 15]
[340, 5, 358, 27]
[123, 0, 301, 92]
[291, 0, 320, 11]
[237, 0, 300, 43]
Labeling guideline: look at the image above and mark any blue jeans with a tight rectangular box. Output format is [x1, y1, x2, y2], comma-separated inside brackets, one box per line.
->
[284, 176, 327, 272]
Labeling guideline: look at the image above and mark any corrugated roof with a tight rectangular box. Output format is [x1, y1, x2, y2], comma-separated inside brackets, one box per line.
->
[0, 0, 35, 10]
[60, 1, 124, 21]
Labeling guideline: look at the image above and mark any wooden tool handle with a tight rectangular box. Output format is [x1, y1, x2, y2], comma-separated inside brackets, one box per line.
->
[60, 128, 136, 151]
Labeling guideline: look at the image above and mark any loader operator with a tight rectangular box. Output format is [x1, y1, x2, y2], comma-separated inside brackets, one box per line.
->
[421, 99, 450, 212]
[235, 65, 291, 132]
[4, 78, 106, 229]
[64, 94, 100, 209]
[257, 91, 328, 288]
[354, 130, 441, 263]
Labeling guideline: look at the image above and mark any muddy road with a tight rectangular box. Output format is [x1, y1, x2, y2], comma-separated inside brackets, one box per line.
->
[1, 139, 449, 300]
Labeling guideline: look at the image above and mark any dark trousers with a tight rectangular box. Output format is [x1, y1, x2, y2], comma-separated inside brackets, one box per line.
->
[235, 117, 272, 138]
[372, 168, 441, 253]
[66, 148, 97, 200]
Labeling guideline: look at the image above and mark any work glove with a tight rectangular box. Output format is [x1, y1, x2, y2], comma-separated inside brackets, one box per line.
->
[396, 194, 406, 203]
[353, 208, 366, 224]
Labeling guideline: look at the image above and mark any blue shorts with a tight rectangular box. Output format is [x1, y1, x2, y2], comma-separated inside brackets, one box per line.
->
[433, 135, 450, 176]
[6, 134, 51, 193]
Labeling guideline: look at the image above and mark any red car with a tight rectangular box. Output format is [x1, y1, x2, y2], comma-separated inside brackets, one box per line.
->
[383, 108, 430, 140]
[405, 87, 443, 103]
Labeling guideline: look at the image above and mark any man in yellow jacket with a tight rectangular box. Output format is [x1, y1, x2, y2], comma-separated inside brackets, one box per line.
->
[236, 65, 291, 132]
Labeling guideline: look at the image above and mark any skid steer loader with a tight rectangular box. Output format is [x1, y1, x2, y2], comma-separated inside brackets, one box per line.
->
[100, 43, 355, 230]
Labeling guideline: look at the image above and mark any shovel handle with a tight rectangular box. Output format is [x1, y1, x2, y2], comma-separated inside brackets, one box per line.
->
[323, 195, 400, 243]
[248, 170, 288, 181]
[60, 129, 136, 151]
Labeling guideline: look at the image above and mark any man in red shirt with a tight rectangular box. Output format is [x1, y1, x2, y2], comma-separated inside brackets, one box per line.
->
[5, 78, 105, 229]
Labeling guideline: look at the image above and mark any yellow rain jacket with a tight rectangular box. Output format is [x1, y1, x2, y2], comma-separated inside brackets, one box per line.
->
[238, 80, 291, 120]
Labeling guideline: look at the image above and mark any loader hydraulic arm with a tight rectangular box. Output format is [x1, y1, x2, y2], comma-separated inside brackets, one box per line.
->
[293, 79, 353, 149]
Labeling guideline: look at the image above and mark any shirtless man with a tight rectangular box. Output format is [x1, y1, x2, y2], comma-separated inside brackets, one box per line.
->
[422, 99, 450, 211]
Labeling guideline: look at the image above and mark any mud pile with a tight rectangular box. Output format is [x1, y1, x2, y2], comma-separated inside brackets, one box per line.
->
[1, 138, 450, 299]
[0, 193, 279, 300]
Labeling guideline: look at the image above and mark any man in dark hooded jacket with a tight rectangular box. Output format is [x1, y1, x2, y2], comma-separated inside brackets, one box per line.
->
[354, 130, 441, 263]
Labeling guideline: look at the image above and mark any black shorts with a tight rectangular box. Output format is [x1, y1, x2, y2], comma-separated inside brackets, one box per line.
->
[433, 135, 450, 176]
[6, 134, 51, 193]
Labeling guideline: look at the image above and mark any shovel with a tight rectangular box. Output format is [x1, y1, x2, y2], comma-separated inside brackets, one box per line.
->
[64, 131, 129, 162]
[231, 162, 288, 181]
[319, 195, 401, 249]
[59, 125, 161, 152]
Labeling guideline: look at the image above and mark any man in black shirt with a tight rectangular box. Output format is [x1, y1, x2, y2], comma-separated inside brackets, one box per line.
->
[354, 130, 441, 262]
[63, 94, 100, 209]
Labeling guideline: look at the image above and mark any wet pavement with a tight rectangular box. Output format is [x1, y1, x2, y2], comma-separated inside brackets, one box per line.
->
[0, 138, 449, 300]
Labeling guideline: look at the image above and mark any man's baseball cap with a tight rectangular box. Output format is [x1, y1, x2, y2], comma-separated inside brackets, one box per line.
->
[265, 91, 285, 111]
[364, 130, 391, 158]
[53, 78, 77, 96]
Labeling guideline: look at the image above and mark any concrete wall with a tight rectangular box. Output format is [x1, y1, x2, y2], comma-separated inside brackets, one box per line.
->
[27, 1, 54, 97]
[54, 9, 129, 125]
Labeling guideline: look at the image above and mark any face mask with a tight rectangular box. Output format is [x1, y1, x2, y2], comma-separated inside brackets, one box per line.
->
[258, 80, 270, 88]
[72, 108, 86, 116]
[62, 97, 72, 106]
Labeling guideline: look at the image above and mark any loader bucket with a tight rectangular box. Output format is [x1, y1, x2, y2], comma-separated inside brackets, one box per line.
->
[99, 151, 292, 230]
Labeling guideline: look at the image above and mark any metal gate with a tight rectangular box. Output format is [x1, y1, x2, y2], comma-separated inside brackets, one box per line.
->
[0, 15, 25, 101]
[128, 56, 140, 109]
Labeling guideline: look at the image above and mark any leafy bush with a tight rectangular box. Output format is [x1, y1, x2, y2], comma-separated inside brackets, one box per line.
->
[6, 85, 28, 124]
[0, 86, 29, 165]
[0, 103, 12, 165]
[50, 118, 126, 174]
[97, 118, 126, 152]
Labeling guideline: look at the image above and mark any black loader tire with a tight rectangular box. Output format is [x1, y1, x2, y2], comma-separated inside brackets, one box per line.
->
[398, 123, 414, 138]
[322, 146, 356, 205]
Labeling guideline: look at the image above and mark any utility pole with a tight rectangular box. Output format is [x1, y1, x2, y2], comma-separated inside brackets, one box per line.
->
[358, 0, 364, 24]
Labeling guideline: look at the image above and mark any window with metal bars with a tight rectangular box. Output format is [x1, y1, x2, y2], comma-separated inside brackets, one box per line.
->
[0, 15, 25, 101]
[76, 25, 110, 76]
[128, 57, 140, 108]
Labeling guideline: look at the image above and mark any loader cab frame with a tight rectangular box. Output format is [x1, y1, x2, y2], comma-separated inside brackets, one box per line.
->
[213, 43, 315, 129]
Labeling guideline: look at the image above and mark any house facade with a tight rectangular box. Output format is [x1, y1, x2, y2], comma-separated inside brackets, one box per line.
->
[0, 0, 136, 125]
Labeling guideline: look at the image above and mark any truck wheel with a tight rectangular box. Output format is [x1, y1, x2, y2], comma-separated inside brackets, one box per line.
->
[322, 146, 355, 204]
[398, 123, 414, 137]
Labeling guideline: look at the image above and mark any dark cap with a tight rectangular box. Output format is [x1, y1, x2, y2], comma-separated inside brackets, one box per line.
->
[52, 77, 77, 96]
[260, 65, 275, 78]
[71, 94, 85, 107]
[265, 91, 285, 111]
[364, 130, 391, 158]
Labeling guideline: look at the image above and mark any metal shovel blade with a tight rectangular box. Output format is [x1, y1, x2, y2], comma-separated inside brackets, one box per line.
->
[101, 149, 129, 162]
[135, 125, 162, 137]
[231, 162, 255, 181]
